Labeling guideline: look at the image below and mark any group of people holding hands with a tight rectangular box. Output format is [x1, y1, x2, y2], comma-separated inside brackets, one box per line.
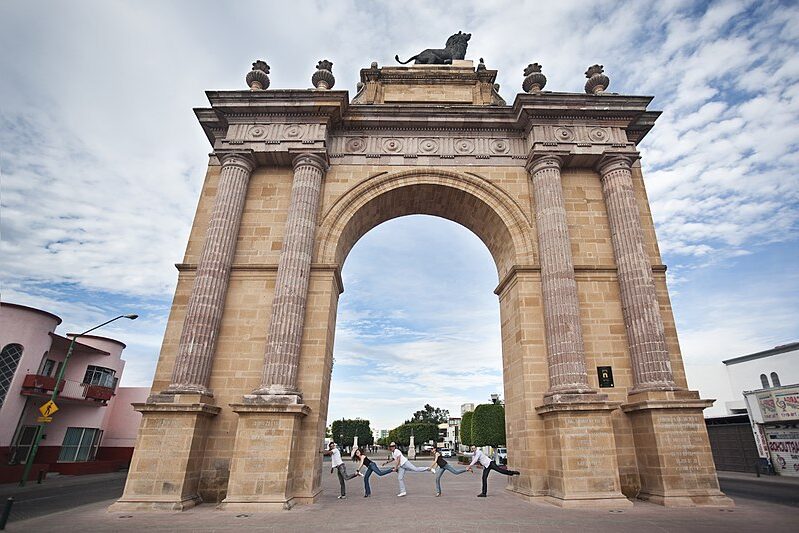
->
[323, 441, 519, 499]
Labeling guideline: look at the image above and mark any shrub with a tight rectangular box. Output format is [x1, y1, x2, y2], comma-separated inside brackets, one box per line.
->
[460, 411, 474, 447]
[472, 403, 505, 447]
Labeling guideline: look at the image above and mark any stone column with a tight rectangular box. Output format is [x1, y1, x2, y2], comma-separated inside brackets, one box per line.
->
[165, 152, 256, 395]
[254, 152, 328, 397]
[597, 155, 677, 392]
[527, 154, 593, 397]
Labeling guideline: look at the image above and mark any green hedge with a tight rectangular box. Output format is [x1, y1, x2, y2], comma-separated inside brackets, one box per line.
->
[387, 422, 438, 446]
[331, 419, 373, 447]
[460, 411, 474, 447]
[472, 403, 505, 447]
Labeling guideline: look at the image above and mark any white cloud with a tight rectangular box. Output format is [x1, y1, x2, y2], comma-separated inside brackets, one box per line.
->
[1, 1, 797, 426]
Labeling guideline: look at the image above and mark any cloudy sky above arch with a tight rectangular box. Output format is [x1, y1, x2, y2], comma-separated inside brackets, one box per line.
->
[1, 0, 797, 429]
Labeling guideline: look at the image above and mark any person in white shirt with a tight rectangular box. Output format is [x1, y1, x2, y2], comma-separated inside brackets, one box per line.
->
[322, 442, 361, 499]
[467, 445, 519, 497]
[385, 441, 433, 496]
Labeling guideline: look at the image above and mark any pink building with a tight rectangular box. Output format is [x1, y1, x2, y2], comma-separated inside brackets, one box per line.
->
[0, 302, 149, 483]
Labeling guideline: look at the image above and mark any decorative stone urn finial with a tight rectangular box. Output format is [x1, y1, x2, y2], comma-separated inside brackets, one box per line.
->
[246, 60, 270, 90]
[523, 63, 547, 93]
[312, 60, 335, 90]
[584, 64, 609, 94]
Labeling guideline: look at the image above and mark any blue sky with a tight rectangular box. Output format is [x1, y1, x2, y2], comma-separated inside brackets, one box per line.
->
[1, 0, 797, 428]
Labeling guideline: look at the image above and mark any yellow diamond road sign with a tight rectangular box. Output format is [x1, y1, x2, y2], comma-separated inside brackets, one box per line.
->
[39, 400, 59, 417]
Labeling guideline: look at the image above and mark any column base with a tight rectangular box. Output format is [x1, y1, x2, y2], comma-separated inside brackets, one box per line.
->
[220, 400, 310, 512]
[535, 397, 632, 508]
[110, 394, 220, 512]
[622, 389, 734, 508]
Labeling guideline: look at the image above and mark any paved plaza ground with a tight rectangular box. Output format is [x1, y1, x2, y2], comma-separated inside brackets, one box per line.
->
[2, 460, 796, 532]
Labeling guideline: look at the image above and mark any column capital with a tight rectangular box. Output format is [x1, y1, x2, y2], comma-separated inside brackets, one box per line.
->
[216, 150, 257, 173]
[525, 151, 567, 175]
[292, 152, 329, 173]
[596, 152, 639, 178]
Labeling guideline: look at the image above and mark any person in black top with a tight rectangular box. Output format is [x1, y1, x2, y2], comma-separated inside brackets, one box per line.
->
[353, 447, 394, 497]
[427, 446, 469, 496]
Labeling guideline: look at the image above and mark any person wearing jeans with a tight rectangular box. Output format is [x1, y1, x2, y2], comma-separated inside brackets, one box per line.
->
[428, 446, 469, 496]
[388, 441, 433, 496]
[353, 447, 393, 497]
[467, 445, 520, 497]
[321, 442, 361, 499]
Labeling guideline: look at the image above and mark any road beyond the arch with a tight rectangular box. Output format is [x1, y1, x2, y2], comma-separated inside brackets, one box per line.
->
[2, 463, 796, 532]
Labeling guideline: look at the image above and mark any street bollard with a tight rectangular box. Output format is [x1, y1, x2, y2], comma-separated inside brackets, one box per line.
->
[37, 470, 46, 484]
[0, 497, 13, 531]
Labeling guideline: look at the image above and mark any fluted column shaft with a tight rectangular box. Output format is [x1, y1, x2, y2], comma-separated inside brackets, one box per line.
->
[598, 156, 677, 392]
[166, 152, 256, 395]
[255, 153, 328, 397]
[528, 155, 593, 395]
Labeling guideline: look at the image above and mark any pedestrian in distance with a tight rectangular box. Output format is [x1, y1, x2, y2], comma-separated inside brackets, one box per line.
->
[386, 441, 434, 497]
[353, 447, 394, 497]
[321, 441, 362, 499]
[428, 445, 470, 496]
[467, 445, 520, 497]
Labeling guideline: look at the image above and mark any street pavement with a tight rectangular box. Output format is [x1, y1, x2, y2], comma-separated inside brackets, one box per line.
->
[1, 460, 796, 532]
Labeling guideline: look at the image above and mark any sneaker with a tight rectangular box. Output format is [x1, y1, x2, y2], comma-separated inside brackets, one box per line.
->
[477, 493, 486, 498]
[397, 492, 407, 497]
[435, 492, 441, 497]
[364, 494, 370, 498]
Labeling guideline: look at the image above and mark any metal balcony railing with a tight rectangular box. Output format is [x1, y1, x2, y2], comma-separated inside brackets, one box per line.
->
[21, 374, 115, 404]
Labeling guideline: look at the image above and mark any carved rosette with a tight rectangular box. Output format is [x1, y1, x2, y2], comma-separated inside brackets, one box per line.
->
[312, 59, 335, 90]
[584, 64, 610, 94]
[246, 60, 270, 90]
[522, 63, 547, 93]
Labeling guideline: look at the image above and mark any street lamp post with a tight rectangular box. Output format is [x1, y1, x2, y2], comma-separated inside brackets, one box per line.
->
[19, 314, 138, 486]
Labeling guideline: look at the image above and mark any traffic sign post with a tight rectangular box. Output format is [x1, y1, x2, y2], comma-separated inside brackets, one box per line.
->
[39, 400, 59, 417]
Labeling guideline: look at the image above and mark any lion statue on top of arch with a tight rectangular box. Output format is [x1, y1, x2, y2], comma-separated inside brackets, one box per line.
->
[395, 31, 471, 65]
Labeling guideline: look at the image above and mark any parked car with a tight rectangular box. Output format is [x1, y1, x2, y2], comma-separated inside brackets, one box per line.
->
[496, 447, 507, 465]
[440, 448, 453, 457]
[422, 444, 434, 451]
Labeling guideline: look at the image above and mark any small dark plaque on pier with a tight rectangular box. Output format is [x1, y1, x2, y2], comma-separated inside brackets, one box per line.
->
[597, 366, 614, 388]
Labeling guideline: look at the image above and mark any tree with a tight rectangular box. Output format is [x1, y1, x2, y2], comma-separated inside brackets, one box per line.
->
[405, 404, 450, 425]
[388, 423, 438, 446]
[471, 403, 505, 447]
[460, 410, 474, 447]
[331, 419, 374, 447]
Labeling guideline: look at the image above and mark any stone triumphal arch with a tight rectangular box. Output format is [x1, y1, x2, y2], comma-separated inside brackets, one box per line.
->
[113, 56, 731, 511]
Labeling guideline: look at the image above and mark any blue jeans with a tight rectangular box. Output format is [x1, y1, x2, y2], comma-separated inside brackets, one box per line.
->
[435, 463, 467, 494]
[363, 462, 393, 495]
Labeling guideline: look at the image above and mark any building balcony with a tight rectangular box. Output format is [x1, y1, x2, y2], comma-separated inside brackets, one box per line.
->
[21, 374, 115, 405]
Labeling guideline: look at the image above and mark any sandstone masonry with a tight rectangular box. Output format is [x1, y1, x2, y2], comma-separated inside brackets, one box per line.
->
[111, 59, 731, 512]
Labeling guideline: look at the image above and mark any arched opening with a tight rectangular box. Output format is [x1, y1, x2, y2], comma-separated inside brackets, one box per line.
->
[309, 169, 540, 498]
[328, 214, 503, 451]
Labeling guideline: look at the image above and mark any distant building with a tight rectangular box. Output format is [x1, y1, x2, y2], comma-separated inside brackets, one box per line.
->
[0, 302, 149, 483]
[701, 342, 799, 476]
[436, 417, 461, 449]
[460, 403, 474, 416]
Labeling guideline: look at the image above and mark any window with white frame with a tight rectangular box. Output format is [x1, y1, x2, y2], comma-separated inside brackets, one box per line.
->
[40, 357, 56, 377]
[0, 343, 24, 407]
[82, 365, 116, 388]
[58, 427, 103, 462]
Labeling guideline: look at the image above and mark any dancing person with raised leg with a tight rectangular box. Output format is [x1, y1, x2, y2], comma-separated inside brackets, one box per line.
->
[353, 447, 393, 497]
[467, 445, 519, 497]
[428, 445, 470, 496]
[321, 441, 361, 499]
[387, 441, 433, 497]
